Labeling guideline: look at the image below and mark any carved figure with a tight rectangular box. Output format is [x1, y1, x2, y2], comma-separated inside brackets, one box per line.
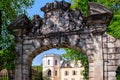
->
[60, 0, 71, 11]
[31, 15, 42, 35]
[53, 1, 59, 9]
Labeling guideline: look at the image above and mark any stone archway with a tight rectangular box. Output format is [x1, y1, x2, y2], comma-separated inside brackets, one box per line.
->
[9, 1, 120, 80]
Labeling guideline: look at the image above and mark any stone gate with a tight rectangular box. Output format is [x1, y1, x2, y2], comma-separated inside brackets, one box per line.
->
[9, 1, 120, 80]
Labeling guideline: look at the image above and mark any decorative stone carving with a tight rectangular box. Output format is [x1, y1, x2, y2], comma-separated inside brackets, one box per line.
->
[9, 14, 30, 29]
[29, 15, 43, 35]
[88, 2, 113, 15]
[41, 0, 71, 13]
[41, 8, 84, 34]
[9, 1, 113, 37]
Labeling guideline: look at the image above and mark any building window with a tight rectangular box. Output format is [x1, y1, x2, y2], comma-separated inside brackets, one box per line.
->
[48, 70, 51, 77]
[72, 70, 77, 75]
[55, 60, 57, 65]
[65, 63, 69, 67]
[67, 63, 69, 67]
[48, 60, 50, 65]
[65, 71, 68, 76]
[55, 70, 57, 76]
[71, 78, 75, 80]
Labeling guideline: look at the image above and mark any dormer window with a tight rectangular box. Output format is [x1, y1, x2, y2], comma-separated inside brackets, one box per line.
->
[65, 63, 69, 67]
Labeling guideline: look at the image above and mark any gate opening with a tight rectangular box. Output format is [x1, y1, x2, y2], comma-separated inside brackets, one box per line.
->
[31, 48, 89, 80]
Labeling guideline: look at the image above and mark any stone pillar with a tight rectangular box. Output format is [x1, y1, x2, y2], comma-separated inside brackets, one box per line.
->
[22, 64, 30, 80]
[14, 43, 23, 80]
[93, 35, 103, 80]
[15, 63, 23, 80]
[15, 63, 30, 80]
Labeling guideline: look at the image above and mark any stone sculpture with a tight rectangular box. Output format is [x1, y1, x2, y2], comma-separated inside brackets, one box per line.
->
[9, 0, 113, 37]
[30, 15, 43, 35]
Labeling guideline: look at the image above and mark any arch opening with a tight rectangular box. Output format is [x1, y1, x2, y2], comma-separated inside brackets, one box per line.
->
[27, 45, 89, 80]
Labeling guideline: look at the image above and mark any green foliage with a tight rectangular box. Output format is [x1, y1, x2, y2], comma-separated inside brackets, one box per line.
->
[116, 66, 120, 80]
[0, 26, 14, 50]
[0, 0, 34, 27]
[0, 0, 34, 70]
[70, 0, 120, 39]
[32, 64, 43, 73]
[107, 10, 120, 39]
[0, 45, 16, 70]
[42, 76, 50, 80]
[32, 65, 50, 80]
[70, 0, 88, 16]
[0, 77, 8, 80]
[32, 65, 43, 80]
[0, 25, 15, 70]
[32, 72, 43, 80]
[62, 48, 88, 80]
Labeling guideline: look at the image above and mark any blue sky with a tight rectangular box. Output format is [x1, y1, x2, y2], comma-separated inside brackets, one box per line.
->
[27, 0, 70, 17]
[32, 48, 65, 66]
[27, 0, 70, 66]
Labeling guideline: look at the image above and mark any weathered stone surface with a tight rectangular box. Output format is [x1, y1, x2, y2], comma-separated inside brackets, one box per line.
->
[115, 40, 120, 47]
[86, 43, 95, 49]
[117, 60, 120, 65]
[85, 38, 93, 44]
[108, 66, 117, 71]
[104, 54, 116, 60]
[43, 38, 51, 45]
[89, 72, 95, 78]
[103, 48, 116, 54]
[115, 47, 120, 53]
[68, 35, 80, 45]
[108, 72, 116, 77]
[107, 43, 115, 48]
[41, 9, 84, 34]
[107, 60, 117, 66]
[108, 77, 116, 80]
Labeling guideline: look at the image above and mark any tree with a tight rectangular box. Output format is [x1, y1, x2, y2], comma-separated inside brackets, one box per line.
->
[0, 0, 34, 27]
[32, 64, 50, 80]
[62, 48, 88, 80]
[0, 45, 15, 70]
[71, 0, 120, 39]
[0, 0, 34, 70]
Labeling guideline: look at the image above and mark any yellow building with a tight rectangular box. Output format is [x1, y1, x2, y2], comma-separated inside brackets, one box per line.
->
[42, 54, 84, 80]
[60, 61, 84, 80]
